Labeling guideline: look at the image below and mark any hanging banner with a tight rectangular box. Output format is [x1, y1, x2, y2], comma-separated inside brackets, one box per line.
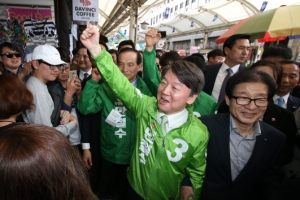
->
[6, 6, 52, 24]
[259, 1, 268, 12]
[73, 0, 98, 22]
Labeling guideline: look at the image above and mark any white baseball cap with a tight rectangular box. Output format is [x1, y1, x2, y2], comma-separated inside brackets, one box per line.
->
[32, 44, 66, 65]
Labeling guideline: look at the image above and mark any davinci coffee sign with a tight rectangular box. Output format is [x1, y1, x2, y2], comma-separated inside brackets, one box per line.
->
[73, 0, 98, 22]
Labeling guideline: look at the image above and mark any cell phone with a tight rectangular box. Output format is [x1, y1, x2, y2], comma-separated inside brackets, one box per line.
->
[158, 31, 166, 38]
[69, 70, 77, 79]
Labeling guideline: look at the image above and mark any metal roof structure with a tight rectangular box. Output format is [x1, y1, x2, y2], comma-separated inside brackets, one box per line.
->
[98, 0, 300, 41]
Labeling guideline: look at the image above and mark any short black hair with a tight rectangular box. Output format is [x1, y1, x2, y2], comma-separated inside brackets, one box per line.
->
[250, 60, 282, 85]
[108, 49, 117, 55]
[279, 60, 300, 69]
[56, 46, 71, 63]
[159, 51, 181, 67]
[156, 49, 163, 55]
[207, 49, 224, 59]
[72, 48, 78, 56]
[223, 34, 251, 56]
[261, 46, 292, 60]
[182, 56, 207, 74]
[118, 40, 135, 50]
[0, 42, 19, 54]
[161, 60, 205, 96]
[225, 69, 275, 100]
[117, 48, 142, 65]
[191, 53, 205, 62]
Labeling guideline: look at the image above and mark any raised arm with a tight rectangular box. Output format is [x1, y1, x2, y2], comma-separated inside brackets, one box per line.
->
[80, 25, 150, 116]
[143, 29, 162, 96]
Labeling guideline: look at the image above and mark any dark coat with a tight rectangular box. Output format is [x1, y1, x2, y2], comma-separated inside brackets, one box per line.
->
[199, 113, 285, 200]
[287, 95, 300, 112]
[203, 63, 246, 96]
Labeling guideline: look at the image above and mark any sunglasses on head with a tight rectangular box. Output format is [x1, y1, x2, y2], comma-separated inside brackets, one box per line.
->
[1, 53, 21, 58]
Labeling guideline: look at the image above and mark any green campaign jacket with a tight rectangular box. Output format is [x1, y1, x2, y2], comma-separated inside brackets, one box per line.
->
[77, 77, 152, 165]
[93, 50, 209, 199]
[143, 49, 218, 117]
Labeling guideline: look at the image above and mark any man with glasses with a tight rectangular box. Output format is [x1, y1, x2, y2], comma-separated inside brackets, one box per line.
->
[0, 42, 32, 81]
[183, 69, 285, 199]
[76, 46, 92, 81]
[23, 44, 78, 137]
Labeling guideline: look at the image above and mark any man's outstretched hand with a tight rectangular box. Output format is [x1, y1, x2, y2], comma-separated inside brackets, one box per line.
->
[145, 28, 162, 52]
[80, 24, 101, 57]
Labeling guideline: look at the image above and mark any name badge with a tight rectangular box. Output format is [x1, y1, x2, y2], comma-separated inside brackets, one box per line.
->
[105, 109, 122, 127]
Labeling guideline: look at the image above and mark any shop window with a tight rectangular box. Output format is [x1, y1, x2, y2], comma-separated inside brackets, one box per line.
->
[175, 5, 178, 11]
[180, 2, 183, 8]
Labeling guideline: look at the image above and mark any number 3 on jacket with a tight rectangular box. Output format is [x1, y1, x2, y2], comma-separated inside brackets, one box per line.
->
[167, 138, 188, 162]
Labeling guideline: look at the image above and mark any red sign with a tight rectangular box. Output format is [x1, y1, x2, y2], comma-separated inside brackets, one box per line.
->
[7, 7, 52, 24]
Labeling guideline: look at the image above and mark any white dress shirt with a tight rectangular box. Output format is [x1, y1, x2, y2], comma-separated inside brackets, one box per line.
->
[211, 63, 240, 101]
[157, 108, 188, 134]
[79, 68, 92, 81]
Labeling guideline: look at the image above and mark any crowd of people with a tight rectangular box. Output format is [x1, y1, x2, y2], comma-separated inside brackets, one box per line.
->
[0, 24, 299, 200]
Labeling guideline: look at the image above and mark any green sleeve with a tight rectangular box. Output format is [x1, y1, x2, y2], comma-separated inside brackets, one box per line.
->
[77, 79, 104, 115]
[186, 126, 209, 199]
[192, 91, 218, 117]
[142, 49, 161, 97]
[93, 50, 150, 117]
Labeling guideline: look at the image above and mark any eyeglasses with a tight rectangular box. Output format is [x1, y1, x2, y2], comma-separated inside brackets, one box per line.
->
[1, 52, 21, 58]
[231, 95, 269, 107]
[39, 60, 67, 71]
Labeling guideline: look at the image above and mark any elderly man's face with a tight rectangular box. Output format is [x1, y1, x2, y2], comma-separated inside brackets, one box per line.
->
[226, 82, 268, 130]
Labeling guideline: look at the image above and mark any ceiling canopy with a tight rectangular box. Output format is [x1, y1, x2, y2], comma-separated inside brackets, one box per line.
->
[98, 0, 300, 39]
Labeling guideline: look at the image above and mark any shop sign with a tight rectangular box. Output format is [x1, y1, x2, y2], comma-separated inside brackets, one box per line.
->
[7, 7, 52, 24]
[73, 0, 98, 22]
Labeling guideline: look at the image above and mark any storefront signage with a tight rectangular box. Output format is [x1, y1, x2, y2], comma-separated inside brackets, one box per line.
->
[7, 7, 52, 24]
[73, 0, 98, 22]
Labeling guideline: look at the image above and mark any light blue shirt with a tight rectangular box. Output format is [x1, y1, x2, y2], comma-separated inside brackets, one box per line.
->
[229, 115, 261, 180]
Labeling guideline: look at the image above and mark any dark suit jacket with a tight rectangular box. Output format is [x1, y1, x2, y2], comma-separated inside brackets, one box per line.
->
[287, 95, 300, 112]
[199, 113, 285, 200]
[79, 75, 103, 192]
[218, 101, 296, 165]
[203, 63, 246, 96]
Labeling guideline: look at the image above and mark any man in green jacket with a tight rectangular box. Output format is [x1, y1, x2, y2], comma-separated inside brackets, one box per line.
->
[80, 25, 209, 200]
[77, 48, 153, 199]
[142, 30, 218, 117]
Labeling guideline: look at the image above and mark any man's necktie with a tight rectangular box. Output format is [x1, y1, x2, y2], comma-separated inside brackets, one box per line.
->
[84, 72, 89, 80]
[277, 97, 285, 108]
[218, 68, 233, 105]
[161, 115, 168, 136]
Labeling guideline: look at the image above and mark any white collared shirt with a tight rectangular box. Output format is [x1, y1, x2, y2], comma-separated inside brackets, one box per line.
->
[273, 93, 289, 109]
[211, 63, 240, 101]
[79, 68, 92, 81]
[157, 108, 188, 134]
